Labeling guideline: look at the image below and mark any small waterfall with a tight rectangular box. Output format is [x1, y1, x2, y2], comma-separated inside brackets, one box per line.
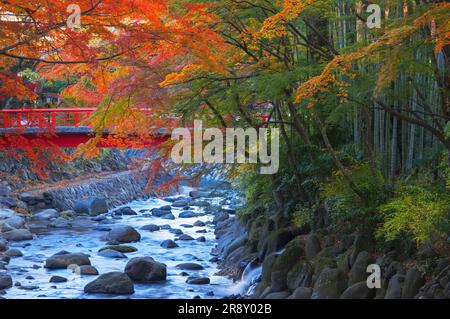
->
[227, 259, 262, 297]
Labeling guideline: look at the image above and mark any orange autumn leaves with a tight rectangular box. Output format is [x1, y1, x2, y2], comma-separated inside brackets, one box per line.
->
[294, 3, 450, 107]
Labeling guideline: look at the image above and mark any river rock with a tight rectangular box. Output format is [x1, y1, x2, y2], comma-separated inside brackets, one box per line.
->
[312, 268, 347, 299]
[170, 229, 183, 235]
[0, 221, 15, 233]
[0, 273, 12, 289]
[193, 220, 206, 227]
[189, 190, 211, 199]
[385, 274, 404, 299]
[186, 276, 210, 285]
[401, 267, 424, 299]
[305, 234, 321, 260]
[50, 217, 72, 228]
[98, 249, 128, 259]
[115, 207, 137, 216]
[159, 205, 172, 211]
[179, 211, 197, 218]
[286, 260, 314, 290]
[172, 199, 189, 207]
[151, 209, 170, 217]
[289, 287, 313, 299]
[32, 209, 59, 221]
[161, 239, 178, 249]
[0, 197, 17, 208]
[196, 236, 206, 242]
[176, 263, 204, 270]
[74, 197, 108, 216]
[107, 225, 141, 243]
[0, 209, 15, 220]
[3, 216, 26, 229]
[270, 237, 306, 291]
[141, 224, 160, 232]
[49, 275, 68, 283]
[45, 252, 91, 269]
[178, 234, 195, 241]
[191, 200, 210, 207]
[340, 281, 375, 299]
[160, 213, 175, 220]
[124, 257, 167, 282]
[264, 291, 291, 299]
[5, 248, 22, 257]
[349, 251, 372, 285]
[84, 272, 134, 295]
[213, 211, 229, 224]
[1, 229, 33, 241]
[78, 265, 99, 276]
[99, 245, 137, 253]
[0, 254, 10, 264]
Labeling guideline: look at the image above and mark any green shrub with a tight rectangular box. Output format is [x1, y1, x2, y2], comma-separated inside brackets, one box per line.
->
[292, 205, 312, 228]
[377, 185, 450, 245]
[323, 163, 390, 229]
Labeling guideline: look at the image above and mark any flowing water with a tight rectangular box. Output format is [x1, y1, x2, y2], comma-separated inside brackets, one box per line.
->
[2, 186, 239, 299]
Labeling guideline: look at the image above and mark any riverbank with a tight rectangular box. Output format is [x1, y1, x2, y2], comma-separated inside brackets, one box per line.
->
[213, 200, 450, 299]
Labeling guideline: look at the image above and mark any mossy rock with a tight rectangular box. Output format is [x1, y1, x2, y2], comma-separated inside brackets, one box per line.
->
[98, 245, 138, 253]
[286, 259, 313, 290]
[313, 249, 337, 274]
[263, 226, 303, 258]
[270, 237, 306, 291]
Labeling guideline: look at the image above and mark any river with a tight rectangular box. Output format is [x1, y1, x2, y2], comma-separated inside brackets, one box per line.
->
[2, 186, 238, 299]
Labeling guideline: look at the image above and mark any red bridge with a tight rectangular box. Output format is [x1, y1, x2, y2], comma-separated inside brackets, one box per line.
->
[0, 108, 271, 149]
[0, 108, 170, 149]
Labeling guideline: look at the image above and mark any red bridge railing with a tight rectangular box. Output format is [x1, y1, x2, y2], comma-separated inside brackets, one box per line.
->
[0, 108, 96, 128]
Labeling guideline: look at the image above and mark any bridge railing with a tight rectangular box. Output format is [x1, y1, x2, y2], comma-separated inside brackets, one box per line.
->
[0, 108, 96, 129]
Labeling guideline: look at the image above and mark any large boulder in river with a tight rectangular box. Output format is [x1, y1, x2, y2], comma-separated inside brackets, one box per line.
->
[1, 229, 33, 241]
[84, 272, 134, 295]
[124, 257, 167, 282]
[44, 252, 91, 269]
[74, 197, 108, 216]
[107, 225, 141, 243]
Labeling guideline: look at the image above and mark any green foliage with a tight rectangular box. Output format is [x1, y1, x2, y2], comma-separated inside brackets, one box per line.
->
[323, 163, 390, 229]
[292, 205, 312, 228]
[377, 185, 450, 245]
